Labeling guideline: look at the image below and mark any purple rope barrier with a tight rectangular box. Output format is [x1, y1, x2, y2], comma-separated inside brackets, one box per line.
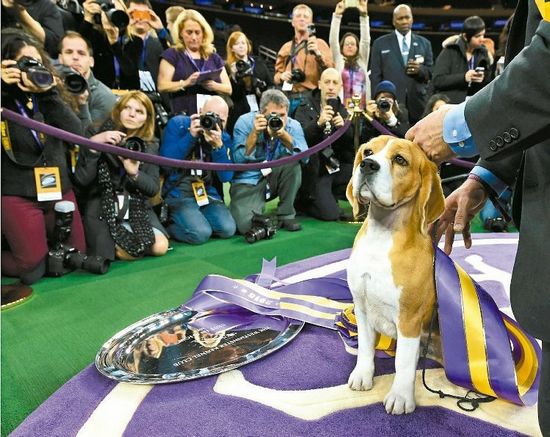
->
[1, 108, 351, 171]
[362, 113, 476, 170]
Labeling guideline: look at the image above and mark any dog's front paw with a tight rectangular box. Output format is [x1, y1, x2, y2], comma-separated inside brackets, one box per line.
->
[348, 364, 374, 391]
[383, 390, 416, 415]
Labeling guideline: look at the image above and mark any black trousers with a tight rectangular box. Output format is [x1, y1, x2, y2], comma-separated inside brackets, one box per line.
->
[540, 341, 550, 437]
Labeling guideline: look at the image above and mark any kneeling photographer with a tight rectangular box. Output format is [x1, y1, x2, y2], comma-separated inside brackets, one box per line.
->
[225, 31, 273, 135]
[362, 80, 410, 140]
[1, 30, 87, 285]
[160, 96, 236, 245]
[294, 68, 354, 221]
[74, 91, 169, 261]
[231, 89, 308, 235]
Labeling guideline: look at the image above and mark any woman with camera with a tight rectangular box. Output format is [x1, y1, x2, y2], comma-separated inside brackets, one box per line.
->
[362, 80, 410, 141]
[224, 31, 273, 135]
[431, 16, 493, 104]
[80, 0, 141, 90]
[1, 31, 86, 285]
[329, 0, 371, 108]
[74, 90, 169, 260]
[157, 9, 231, 116]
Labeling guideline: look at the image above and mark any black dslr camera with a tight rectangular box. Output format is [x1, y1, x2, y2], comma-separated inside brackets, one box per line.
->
[200, 112, 223, 131]
[244, 213, 277, 244]
[55, 64, 88, 94]
[93, 0, 129, 30]
[16, 56, 54, 89]
[266, 112, 284, 132]
[144, 91, 170, 129]
[320, 147, 340, 173]
[290, 68, 306, 83]
[376, 97, 393, 113]
[47, 201, 110, 276]
[235, 59, 253, 79]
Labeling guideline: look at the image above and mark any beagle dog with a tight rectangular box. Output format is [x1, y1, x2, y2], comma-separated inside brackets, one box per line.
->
[346, 135, 445, 415]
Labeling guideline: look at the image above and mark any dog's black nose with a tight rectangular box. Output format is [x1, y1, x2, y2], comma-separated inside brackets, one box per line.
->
[360, 158, 380, 174]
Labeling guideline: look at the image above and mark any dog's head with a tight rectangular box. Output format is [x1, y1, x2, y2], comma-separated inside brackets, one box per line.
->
[346, 135, 445, 233]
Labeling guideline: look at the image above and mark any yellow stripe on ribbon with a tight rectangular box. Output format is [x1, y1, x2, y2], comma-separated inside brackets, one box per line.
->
[456, 263, 497, 397]
[504, 318, 539, 396]
[237, 279, 351, 311]
[536, 0, 550, 22]
[280, 302, 340, 321]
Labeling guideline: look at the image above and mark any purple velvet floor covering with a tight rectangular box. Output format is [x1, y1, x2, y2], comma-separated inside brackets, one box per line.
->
[12, 234, 538, 437]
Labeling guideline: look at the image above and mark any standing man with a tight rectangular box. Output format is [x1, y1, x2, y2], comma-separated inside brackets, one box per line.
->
[370, 4, 433, 124]
[274, 4, 334, 116]
[406, 2, 549, 435]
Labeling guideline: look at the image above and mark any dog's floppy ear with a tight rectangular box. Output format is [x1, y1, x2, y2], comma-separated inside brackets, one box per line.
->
[417, 158, 445, 234]
[346, 144, 365, 218]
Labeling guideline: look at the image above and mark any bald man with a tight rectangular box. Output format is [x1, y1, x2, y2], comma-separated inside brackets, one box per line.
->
[160, 96, 236, 245]
[369, 4, 433, 124]
[294, 68, 354, 221]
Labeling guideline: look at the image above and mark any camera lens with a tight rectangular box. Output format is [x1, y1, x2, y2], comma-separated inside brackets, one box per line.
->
[377, 98, 392, 113]
[124, 136, 145, 152]
[245, 226, 267, 244]
[16, 57, 54, 89]
[82, 255, 110, 274]
[267, 113, 283, 131]
[200, 112, 221, 131]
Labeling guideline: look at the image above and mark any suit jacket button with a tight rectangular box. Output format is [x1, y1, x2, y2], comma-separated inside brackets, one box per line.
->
[509, 127, 519, 139]
[495, 136, 504, 147]
[489, 140, 497, 151]
[503, 131, 512, 143]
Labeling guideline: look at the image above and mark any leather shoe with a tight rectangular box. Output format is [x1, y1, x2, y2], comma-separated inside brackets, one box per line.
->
[279, 218, 302, 232]
[1, 282, 33, 309]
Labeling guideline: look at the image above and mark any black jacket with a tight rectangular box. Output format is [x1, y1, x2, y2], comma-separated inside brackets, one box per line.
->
[1, 85, 82, 198]
[432, 35, 493, 104]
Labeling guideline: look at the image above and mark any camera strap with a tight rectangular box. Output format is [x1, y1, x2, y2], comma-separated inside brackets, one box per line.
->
[288, 39, 307, 71]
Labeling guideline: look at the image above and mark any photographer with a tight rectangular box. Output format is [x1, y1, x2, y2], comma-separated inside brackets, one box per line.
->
[57, 31, 117, 128]
[225, 31, 273, 135]
[1, 31, 86, 285]
[432, 16, 494, 104]
[274, 4, 333, 116]
[294, 68, 354, 221]
[362, 80, 410, 140]
[79, 0, 141, 90]
[159, 96, 236, 245]
[1, 0, 64, 58]
[74, 91, 169, 260]
[231, 89, 308, 234]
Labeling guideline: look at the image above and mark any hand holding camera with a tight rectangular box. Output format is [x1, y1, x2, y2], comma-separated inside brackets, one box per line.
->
[466, 68, 484, 83]
[200, 113, 224, 149]
[1, 58, 56, 93]
[318, 104, 335, 127]
[406, 59, 420, 76]
[91, 130, 127, 146]
[306, 24, 321, 57]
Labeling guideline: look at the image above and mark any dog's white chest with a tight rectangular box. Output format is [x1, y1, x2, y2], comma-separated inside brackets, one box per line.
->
[348, 222, 402, 337]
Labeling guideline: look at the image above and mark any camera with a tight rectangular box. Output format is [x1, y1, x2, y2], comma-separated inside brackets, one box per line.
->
[16, 56, 54, 89]
[266, 112, 284, 132]
[475, 66, 485, 74]
[376, 97, 393, 113]
[145, 91, 170, 129]
[320, 146, 340, 173]
[307, 24, 316, 37]
[55, 64, 88, 94]
[93, 0, 129, 30]
[290, 68, 306, 83]
[47, 201, 110, 276]
[235, 59, 253, 79]
[123, 136, 145, 152]
[200, 112, 223, 131]
[244, 213, 277, 244]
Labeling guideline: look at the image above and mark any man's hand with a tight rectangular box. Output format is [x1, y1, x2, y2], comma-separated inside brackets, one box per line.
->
[332, 113, 345, 128]
[431, 177, 488, 255]
[189, 114, 201, 138]
[318, 105, 334, 126]
[405, 105, 456, 165]
[253, 113, 268, 133]
[406, 60, 420, 76]
[307, 36, 321, 58]
[202, 125, 223, 149]
[148, 9, 164, 31]
[280, 70, 292, 83]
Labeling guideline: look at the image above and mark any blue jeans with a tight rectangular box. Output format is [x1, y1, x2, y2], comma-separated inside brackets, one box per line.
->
[166, 197, 236, 245]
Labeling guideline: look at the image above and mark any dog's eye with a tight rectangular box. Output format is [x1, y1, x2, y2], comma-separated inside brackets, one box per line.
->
[393, 155, 408, 166]
[363, 149, 373, 157]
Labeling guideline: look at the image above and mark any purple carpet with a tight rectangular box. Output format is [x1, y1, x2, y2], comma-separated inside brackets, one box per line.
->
[13, 234, 537, 437]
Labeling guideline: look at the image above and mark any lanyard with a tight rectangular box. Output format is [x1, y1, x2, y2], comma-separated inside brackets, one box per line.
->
[140, 34, 149, 70]
[468, 56, 475, 70]
[185, 50, 206, 72]
[265, 138, 280, 162]
[14, 98, 45, 152]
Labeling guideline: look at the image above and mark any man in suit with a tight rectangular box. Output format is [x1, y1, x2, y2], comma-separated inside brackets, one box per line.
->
[370, 4, 433, 124]
[406, 1, 549, 434]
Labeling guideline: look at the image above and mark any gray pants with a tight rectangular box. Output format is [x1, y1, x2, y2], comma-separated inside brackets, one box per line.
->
[230, 163, 301, 234]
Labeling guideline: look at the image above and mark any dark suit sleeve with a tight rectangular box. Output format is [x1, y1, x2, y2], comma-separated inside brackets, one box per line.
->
[369, 39, 383, 90]
[465, 20, 550, 162]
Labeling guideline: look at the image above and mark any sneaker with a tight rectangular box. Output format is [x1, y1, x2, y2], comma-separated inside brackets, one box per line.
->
[278, 218, 302, 232]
